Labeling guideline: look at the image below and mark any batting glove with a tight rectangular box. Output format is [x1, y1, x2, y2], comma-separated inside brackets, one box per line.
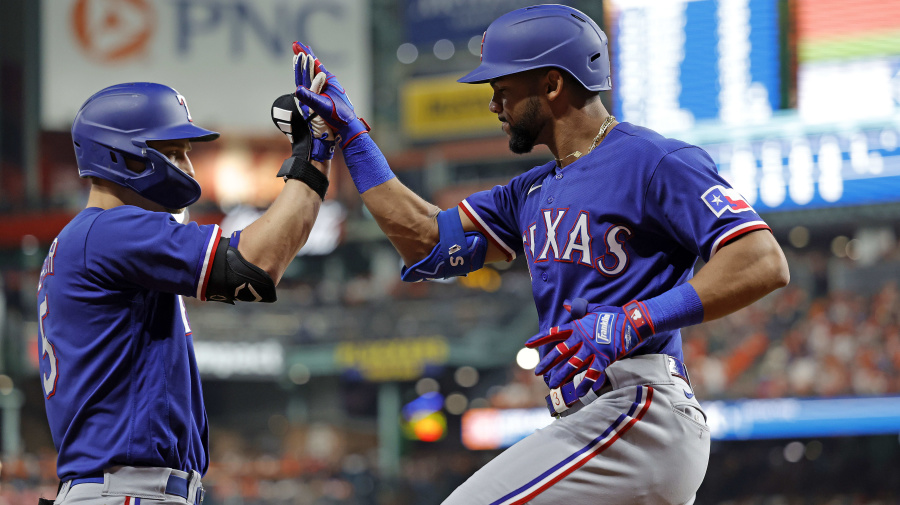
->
[270, 94, 329, 200]
[292, 41, 370, 149]
[525, 298, 654, 399]
[293, 43, 335, 161]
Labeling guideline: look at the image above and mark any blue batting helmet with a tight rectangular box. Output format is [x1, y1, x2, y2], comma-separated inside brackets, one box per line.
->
[458, 4, 612, 91]
[71, 82, 220, 209]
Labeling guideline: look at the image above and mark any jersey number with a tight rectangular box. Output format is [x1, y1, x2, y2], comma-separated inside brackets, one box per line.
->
[38, 296, 59, 399]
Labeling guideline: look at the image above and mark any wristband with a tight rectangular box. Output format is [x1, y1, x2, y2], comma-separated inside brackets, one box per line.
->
[277, 157, 329, 200]
[639, 282, 705, 334]
[340, 133, 396, 193]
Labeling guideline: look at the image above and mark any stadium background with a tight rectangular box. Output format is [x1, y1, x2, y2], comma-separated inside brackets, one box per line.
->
[2, 0, 900, 503]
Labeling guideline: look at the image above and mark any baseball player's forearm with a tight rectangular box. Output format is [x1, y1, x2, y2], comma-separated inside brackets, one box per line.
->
[689, 229, 790, 321]
[359, 178, 443, 266]
[237, 161, 330, 284]
[357, 179, 509, 267]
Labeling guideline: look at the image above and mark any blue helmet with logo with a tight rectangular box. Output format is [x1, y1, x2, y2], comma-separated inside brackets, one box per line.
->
[71, 82, 220, 209]
[458, 4, 611, 91]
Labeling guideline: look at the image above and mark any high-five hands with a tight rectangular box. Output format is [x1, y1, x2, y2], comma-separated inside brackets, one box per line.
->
[293, 43, 334, 161]
[292, 41, 370, 148]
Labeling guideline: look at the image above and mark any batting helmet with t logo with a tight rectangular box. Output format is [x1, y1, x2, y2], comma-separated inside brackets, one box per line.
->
[71, 82, 220, 209]
[458, 4, 612, 92]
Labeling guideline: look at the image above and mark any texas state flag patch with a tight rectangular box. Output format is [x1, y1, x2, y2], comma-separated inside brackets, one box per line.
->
[701, 185, 754, 217]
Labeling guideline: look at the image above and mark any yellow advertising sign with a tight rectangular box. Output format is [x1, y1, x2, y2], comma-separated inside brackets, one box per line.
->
[334, 336, 449, 381]
[402, 75, 498, 140]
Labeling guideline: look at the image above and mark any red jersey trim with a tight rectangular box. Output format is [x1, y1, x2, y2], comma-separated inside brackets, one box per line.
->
[709, 221, 770, 259]
[196, 225, 221, 301]
[459, 200, 517, 262]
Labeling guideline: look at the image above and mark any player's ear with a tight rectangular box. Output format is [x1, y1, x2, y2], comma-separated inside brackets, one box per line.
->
[544, 69, 564, 101]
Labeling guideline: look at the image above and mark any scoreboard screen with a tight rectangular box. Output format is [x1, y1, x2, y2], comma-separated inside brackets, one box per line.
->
[609, 0, 781, 133]
[608, 0, 900, 212]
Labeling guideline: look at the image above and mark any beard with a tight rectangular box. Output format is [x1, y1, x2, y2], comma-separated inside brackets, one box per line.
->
[506, 97, 543, 154]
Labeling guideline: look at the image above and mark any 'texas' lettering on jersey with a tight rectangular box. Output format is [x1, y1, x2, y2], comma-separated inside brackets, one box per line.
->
[522, 209, 632, 277]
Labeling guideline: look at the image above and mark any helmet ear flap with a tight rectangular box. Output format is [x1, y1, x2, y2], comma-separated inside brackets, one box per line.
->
[128, 147, 201, 209]
[75, 139, 141, 184]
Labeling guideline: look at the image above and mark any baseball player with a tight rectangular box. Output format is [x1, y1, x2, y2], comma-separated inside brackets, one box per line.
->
[293, 4, 789, 504]
[36, 82, 331, 505]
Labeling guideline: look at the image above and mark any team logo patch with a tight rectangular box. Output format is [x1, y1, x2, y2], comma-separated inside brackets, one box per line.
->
[701, 185, 753, 217]
[595, 312, 616, 345]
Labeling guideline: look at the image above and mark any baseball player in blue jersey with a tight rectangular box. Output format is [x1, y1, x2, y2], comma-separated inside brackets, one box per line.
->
[292, 4, 789, 504]
[36, 82, 332, 505]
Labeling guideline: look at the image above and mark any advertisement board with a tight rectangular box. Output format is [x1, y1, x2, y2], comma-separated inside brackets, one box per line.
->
[461, 396, 900, 449]
[402, 74, 497, 140]
[40, 0, 370, 133]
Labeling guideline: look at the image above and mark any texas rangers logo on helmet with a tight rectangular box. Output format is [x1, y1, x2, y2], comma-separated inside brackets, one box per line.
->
[479, 31, 485, 62]
[176, 94, 193, 122]
[701, 185, 753, 217]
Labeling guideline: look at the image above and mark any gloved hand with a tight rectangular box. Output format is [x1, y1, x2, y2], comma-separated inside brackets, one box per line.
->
[525, 298, 653, 399]
[292, 41, 370, 148]
[270, 93, 329, 200]
[271, 93, 312, 163]
[293, 43, 335, 161]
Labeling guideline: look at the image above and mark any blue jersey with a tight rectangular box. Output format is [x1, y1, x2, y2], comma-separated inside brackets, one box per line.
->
[461, 122, 769, 361]
[36, 205, 221, 481]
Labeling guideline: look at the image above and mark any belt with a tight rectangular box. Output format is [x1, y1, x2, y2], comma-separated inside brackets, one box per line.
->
[71, 472, 202, 503]
[545, 355, 692, 417]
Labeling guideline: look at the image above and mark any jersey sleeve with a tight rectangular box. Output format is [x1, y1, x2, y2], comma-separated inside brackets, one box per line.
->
[459, 175, 533, 262]
[84, 207, 221, 298]
[645, 147, 770, 262]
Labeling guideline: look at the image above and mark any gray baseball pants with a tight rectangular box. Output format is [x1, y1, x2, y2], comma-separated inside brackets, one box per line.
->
[443, 354, 711, 505]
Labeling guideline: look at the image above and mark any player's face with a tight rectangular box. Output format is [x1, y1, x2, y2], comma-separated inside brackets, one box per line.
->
[148, 139, 195, 179]
[489, 74, 546, 154]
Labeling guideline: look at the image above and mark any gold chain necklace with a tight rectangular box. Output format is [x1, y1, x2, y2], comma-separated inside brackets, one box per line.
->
[554, 115, 617, 167]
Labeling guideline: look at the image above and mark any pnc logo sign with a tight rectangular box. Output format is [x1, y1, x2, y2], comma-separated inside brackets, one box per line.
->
[71, 0, 155, 63]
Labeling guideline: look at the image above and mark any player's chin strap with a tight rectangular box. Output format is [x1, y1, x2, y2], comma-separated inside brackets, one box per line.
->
[401, 209, 488, 282]
[205, 231, 277, 303]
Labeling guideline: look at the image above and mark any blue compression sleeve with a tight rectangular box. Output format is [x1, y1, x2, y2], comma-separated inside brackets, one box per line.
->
[641, 283, 704, 333]
[341, 133, 396, 193]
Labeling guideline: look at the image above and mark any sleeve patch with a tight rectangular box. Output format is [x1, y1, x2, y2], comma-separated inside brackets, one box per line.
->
[701, 185, 754, 217]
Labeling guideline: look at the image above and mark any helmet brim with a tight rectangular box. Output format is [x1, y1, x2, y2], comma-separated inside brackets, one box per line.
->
[134, 123, 220, 145]
[459, 61, 611, 91]
[457, 62, 526, 84]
